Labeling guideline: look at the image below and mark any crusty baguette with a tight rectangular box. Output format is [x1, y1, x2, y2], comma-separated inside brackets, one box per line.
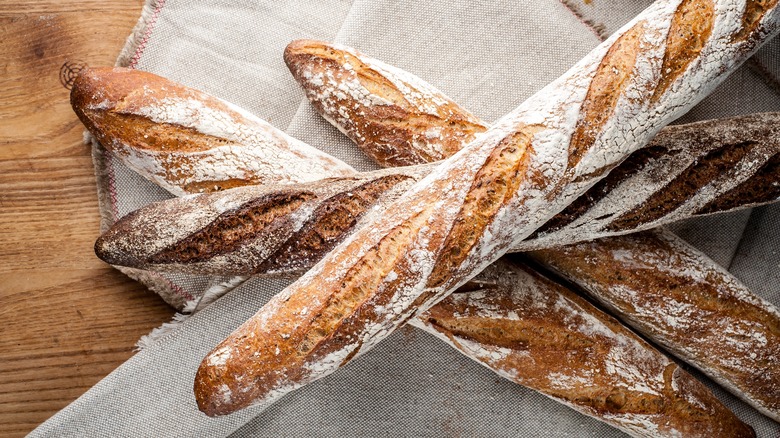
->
[96, 165, 428, 275]
[76, 62, 769, 433]
[195, 0, 780, 416]
[414, 259, 755, 438]
[289, 39, 780, 421]
[283, 40, 487, 167]
[529, 229, 780, 422]
[70, 67, 356, 196]
[286, 39, 780, 251]
[95, 112, 780, 275]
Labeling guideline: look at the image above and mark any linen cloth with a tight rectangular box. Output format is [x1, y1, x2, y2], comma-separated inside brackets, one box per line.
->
[31, 0, 780, 436]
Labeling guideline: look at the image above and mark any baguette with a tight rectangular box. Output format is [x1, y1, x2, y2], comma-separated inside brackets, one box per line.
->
[95, 112, 780, 275]
[195, 0, 780, 416]
[290, 39, 780, 421]
[529, 229, 780, 421]
[70, 67, 356, 197]
[283, 39, 487, 167]
[77, 62, 766, 434]
[414, 258, 755, 438]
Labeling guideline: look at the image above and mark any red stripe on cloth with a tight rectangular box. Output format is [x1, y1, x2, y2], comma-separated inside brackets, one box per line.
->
[128, 0, 168, 69]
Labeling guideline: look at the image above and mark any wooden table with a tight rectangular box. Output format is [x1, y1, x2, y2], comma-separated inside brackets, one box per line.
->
[0, 2, 175, 436]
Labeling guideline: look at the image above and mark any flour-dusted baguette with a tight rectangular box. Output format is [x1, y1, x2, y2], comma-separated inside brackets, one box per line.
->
[95, 112, 780, 275]
[96, 165, 429, 275]
[78, 68, 760, 437]
[195, 0, 780, 416]
[70, 67, 356, 196]
[283, 40, 488, 167]
[414, 259, 755, 438]
[290, 40, 780, 422]
[286, 39, 780, 250]
[529, 229, 780, 421]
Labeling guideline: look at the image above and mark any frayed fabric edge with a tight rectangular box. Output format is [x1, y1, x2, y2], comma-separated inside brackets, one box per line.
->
[135, 312, 191, 351]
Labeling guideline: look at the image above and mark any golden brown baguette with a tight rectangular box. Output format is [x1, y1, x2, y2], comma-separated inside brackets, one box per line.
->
[283, 39, 487, 167]
[529, 229, 780, 422]
[70, 67, 356, 196]
[74, 64, 768, 433]
[286, 39, 780, 250]
[95, 112, 780, 275]
[413, 258, 755, 438]
[288, 39, 780, 421]
[195, 0, 780, 416]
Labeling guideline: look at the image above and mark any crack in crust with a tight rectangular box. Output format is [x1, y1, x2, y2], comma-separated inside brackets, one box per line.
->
[568, 23, 645, 171]
[732, 0, 779, 42]
[284, 40, 488, 167]
[295, 207, 435, 353]
[86, 111, 236, 154]
[529, 145, 669, 238]
[427, 127, 541, 289]
[258, 174, 413, 274]
[150, 192, 314, 264]
[698, 152, 780, 214]
[651, 0, 715, 102]
[607, 140, 759, 230]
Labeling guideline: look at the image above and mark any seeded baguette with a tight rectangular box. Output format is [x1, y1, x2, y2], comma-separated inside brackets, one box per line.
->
[70, 67, 356, 197]
[195, 0, 780, 416]
[414, 259, 755, 438]
[529, 229, 780, 421]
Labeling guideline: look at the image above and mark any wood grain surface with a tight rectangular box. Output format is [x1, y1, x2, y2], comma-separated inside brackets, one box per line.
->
[0, 2, 174, 436]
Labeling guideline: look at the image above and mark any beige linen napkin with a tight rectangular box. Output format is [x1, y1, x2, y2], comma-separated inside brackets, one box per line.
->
[31, 0, 780, 436]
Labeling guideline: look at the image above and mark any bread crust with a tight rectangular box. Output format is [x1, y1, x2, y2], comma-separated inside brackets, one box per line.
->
[195, 0, 780, 416]
[530, 229, 780, 421]
[415, 259, 755, 438]
[284, 40, 487, 167]
[70, 67, 355, 196]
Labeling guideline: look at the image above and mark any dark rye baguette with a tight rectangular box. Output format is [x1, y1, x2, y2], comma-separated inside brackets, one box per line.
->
[70, 67, 356, 196]
[195, 0, 780, 416]
[95, 112, 780, 275]
[414, 258, 755, 438]
[529, 229, 780, 422]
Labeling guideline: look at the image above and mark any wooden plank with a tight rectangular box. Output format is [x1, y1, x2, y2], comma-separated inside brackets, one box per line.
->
[0, 2, 174, 436]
